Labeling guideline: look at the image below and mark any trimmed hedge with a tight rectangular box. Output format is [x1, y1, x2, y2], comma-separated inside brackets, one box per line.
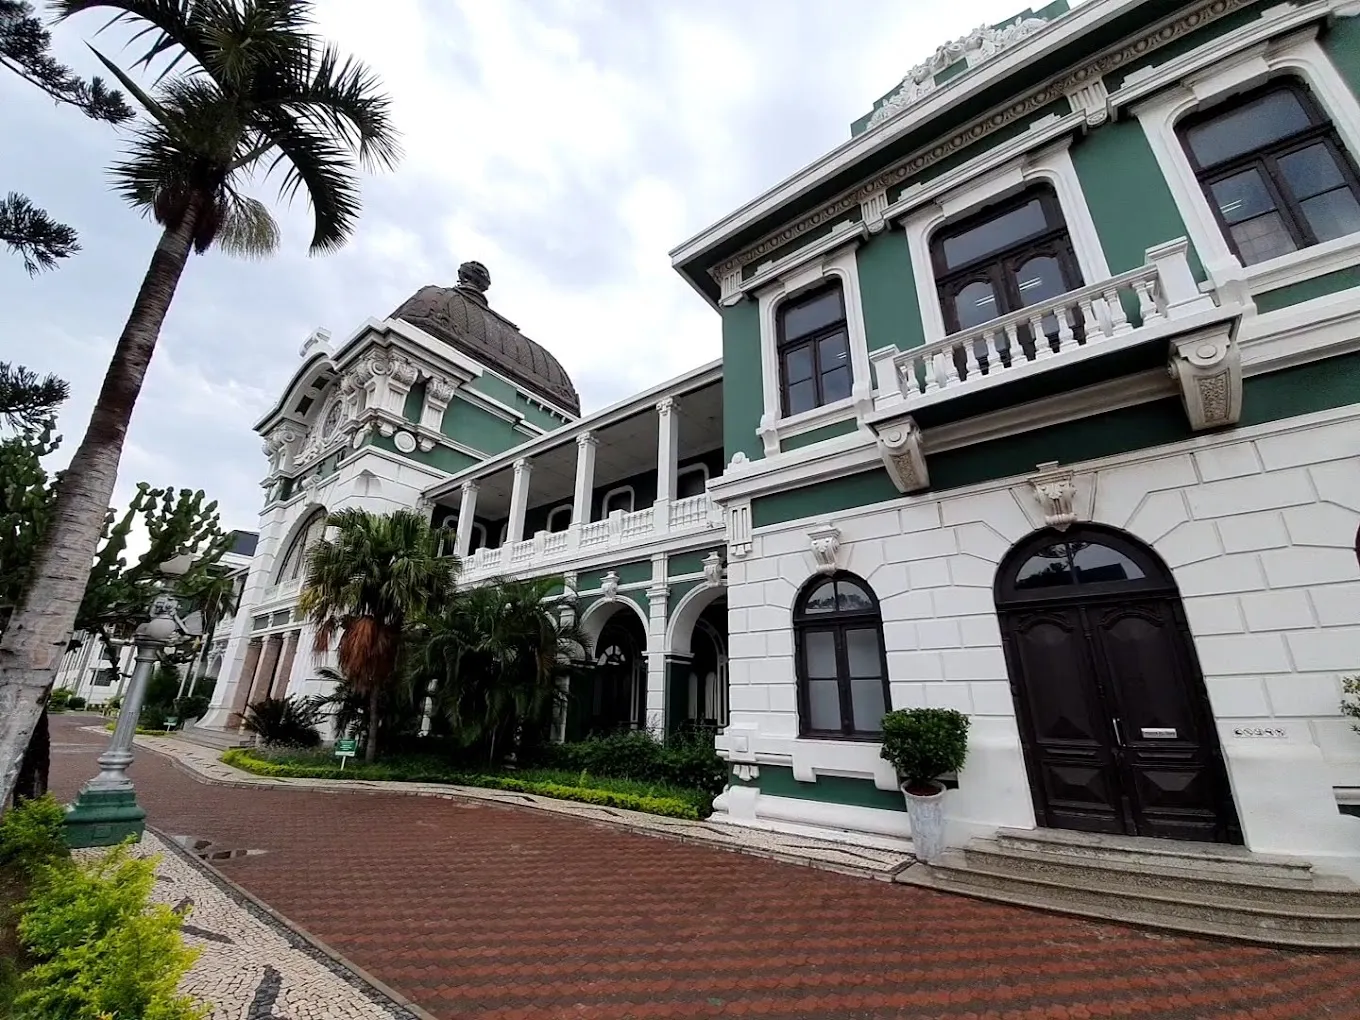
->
[220, 748, 704, 820]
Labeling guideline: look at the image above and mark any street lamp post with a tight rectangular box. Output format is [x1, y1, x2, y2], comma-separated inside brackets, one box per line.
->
[65, 592, 190, 848]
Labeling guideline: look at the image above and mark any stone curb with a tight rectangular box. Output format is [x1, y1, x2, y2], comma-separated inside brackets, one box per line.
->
[128, 732, 913, 881]
[152, 824, 442, 1020]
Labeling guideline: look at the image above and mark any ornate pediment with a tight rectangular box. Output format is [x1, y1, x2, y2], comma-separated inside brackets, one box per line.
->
[867, 15, 1051, 128]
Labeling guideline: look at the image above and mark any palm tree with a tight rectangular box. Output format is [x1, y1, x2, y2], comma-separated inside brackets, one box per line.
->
[298, 509, 456, 763]
[0, 0, 398, 808]
[179, 567, 241, 698]
[412, 577, 584, 766]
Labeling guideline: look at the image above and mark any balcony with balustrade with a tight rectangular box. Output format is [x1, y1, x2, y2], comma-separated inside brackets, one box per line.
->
[867, 238, 1237, 423]
[425, 363, 726, 582]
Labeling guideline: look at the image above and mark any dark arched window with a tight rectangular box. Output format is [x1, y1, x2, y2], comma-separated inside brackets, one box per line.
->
[274, 509, 327, 583]
[794, 572, 889, 738]
[994, 525, 1177, 606]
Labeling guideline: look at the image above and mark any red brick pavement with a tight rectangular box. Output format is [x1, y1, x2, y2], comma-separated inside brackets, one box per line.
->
[48, 716, 1360, 1020]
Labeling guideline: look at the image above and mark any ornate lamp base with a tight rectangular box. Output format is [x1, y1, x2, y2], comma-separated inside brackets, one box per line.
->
[64, 787, 146, 848]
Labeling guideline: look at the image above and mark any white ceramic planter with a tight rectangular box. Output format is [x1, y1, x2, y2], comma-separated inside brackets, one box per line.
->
[902, 782, 947, 863]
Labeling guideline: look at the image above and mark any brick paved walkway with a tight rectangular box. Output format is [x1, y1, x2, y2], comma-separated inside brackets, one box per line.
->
[49, 716, 1360, 1020]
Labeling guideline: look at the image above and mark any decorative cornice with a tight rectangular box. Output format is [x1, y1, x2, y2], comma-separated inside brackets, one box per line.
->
[708, 0, 1254, 283]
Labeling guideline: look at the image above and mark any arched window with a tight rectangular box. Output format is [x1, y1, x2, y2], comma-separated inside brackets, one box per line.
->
[794, 572, 889, 738]
[994, 527, 1176, 605]
[547, 505, 573, 533]
[274, 509, 327, 583]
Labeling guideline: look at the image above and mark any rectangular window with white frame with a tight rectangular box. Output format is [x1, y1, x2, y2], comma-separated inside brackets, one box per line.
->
[1132, 28, 1360, 296]
[777, 284, 852, 416]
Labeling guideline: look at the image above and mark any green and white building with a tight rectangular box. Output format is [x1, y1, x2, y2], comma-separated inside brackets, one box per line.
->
[205, 0, 1360, 875]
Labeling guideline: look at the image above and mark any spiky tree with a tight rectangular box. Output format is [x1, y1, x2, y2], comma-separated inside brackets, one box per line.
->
[298, 510, 456, 763]
[0, 0, 132, 272]
[0, 0, 399, 809]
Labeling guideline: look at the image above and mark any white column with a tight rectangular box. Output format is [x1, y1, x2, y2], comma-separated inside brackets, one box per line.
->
[654, 396, 680, 532]
[507, 458, 532, 546]
[454, 480, 479, 558]
[573, 433, 597, 525]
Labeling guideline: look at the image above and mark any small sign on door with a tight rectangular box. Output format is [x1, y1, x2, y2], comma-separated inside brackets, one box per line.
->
[1141, 727, 1177, 739]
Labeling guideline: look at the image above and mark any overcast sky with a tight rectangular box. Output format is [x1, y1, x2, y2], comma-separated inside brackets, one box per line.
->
[1, 0, 1048, 536]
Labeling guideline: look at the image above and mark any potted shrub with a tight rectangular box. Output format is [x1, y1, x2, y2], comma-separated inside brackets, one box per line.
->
[880, 707, 970, 863]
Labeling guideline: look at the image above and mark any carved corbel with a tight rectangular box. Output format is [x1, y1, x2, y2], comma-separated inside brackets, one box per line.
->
[1029, 461, 1078, 531]
[807, 523, 842, 575]
[600, 570, 620, 601]
[1168, 325, 1241, 431]
[701, 551, 724, 587]
[871, 415, 929, 493]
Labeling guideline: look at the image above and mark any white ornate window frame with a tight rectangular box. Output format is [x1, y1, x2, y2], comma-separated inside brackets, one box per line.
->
[755, 243, 872, 455]
[1131, 26, 1360, 299]
[602, 485, 636, 516]
[900, 136, 1113, 347]
[546, 504, 573, 533]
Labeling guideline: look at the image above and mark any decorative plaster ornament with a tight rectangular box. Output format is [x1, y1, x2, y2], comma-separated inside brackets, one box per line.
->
[1168, 325, 1241, 431]
[393, 430, 418, 454]
[1029, 461, 1078, 531]
[807, 524, 842, 575]
[872, 416, 929, 493]
[702, 551, 724, 588]
[600, 571, 620, 601]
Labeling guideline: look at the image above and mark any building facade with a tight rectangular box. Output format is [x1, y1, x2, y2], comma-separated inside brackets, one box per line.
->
[207, 0, 1360, 875]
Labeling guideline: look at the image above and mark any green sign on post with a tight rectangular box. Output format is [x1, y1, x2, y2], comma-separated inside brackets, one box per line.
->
[334, 738, 358, 770]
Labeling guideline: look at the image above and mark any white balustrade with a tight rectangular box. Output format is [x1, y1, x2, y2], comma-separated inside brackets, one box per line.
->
[509, 539, 534, 564]
[580, 520, 610, 548]
[543, 530, 568, 555]
[888, 260, 1172, 405]
[670, 494, 710, 530]
[620, 507, 654, 540]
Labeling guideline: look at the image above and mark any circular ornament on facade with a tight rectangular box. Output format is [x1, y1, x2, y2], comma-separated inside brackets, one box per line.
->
[351, 429, 365, 449]
[394, 430, 418, 453]
[320, 399, 344, 439]
[1196, 343, 1217, 360]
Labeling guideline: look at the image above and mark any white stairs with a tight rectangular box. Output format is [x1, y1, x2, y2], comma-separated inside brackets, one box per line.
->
[897, 827, 1360, 948]
[175, 724, 252, 751]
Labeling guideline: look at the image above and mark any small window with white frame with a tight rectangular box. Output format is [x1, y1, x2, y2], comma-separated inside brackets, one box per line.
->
[1177, 80, 1360, 267]
[676, 464, 708, 500]
[776, 283, 852, 417]
[602, 486, 635, 516]
[546, 504, 572, 533]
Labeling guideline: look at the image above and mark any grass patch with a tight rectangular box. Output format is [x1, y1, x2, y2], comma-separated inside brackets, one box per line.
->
[102, 722, 171, 736]
[221, 746, 712, 820]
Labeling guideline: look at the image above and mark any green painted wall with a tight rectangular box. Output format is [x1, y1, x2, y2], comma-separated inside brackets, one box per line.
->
[722, 300, 764, 464]
[464, 371, 568, 432]
[578, 561, 653, 590]
[402, 381, 426, 424]
[441, 394, 524, 455]
[668, 549, 720, 576]
[781, 419, 860, 451]
[734, 764, 906, 813]
[856, 230, 924, 353]
[752, 352, 1360, 528]
[1255, 267, 1360, 314]
[1323, 16, 1360, 97]
[366, 434, 479, 474]
[1070, 119, 1203, 279]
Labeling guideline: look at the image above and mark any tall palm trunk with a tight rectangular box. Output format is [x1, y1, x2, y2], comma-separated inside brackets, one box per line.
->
[365, 685, 380, 763]
[0, 205, 201, 809]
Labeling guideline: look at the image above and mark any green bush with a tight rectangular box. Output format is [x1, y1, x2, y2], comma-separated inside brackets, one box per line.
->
[48, 689, 72, 712]
[143, 663, 181, 712]
[220, 748, 705, 820]
[140, 704, 169, 731]
[880, 708, 970, 793]
[15, 845, 205, 1020]
[242, 696, 322, 748]
[0, 795, 69, 877]
[535, 731, 727, 796]
[66, 697, 86, 711]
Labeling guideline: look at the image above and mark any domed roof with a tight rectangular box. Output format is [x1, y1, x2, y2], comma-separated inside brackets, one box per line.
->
[390, 262, 580, 415]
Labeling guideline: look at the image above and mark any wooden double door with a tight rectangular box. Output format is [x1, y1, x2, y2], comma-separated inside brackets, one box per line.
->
[997, 528, 1239, 844]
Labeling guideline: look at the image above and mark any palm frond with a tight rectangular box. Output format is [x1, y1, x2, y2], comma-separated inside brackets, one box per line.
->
[215, 189, 278, 257]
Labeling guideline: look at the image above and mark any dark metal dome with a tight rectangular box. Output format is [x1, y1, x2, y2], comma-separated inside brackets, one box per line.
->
[390, 262, 580, 415]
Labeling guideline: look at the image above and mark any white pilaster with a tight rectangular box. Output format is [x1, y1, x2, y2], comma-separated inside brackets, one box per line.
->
[645, 553, 669, 734]
[455, 480, 479, 558]
[654, 397, 680, 532]
[507, 458, 532, 546]
[422, 374, 456, 431]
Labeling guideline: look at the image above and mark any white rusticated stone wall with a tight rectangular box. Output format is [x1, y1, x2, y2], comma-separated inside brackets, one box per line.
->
[718, 405, 1360, 870]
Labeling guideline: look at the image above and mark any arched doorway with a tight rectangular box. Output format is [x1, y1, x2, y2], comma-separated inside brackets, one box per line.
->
[994, 525, 1240, 844]
[586, 612, 648, 735]
[682, 603, 728, 733]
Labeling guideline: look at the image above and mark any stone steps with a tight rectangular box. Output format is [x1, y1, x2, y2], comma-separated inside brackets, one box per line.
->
[897, 827, 1360, 949]
[175, 725, 252, 751]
